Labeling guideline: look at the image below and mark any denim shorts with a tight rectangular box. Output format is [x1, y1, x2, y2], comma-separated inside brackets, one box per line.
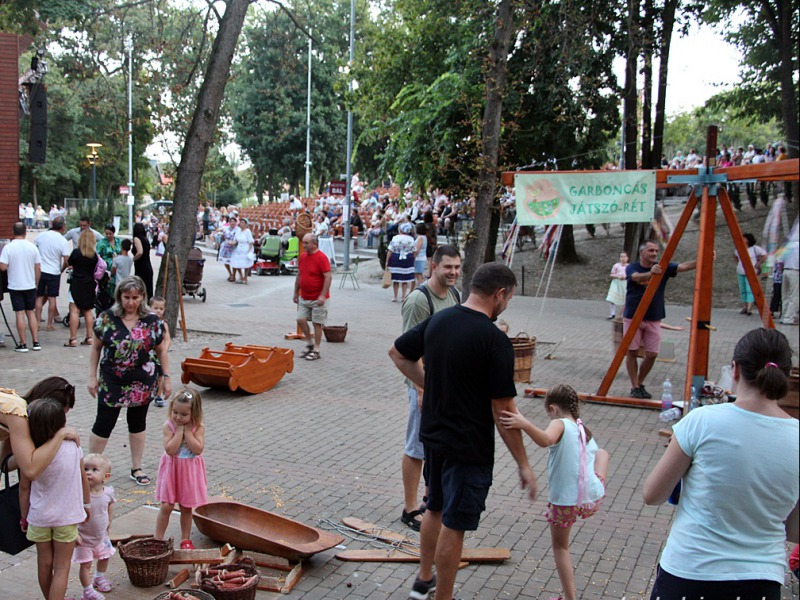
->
[425, 448, 492, 531]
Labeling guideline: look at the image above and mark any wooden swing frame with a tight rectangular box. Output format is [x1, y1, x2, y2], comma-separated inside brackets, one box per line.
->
[502, 126, 799, 409]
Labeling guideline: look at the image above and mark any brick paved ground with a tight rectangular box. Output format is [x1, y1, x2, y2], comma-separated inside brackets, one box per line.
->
[1, 237, 798, 599]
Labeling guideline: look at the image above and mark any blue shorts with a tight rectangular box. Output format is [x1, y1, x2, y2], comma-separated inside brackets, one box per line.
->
[10, 289, 36, 311]
[404, 385, 424, 460]
[424, 448, 492, 531]
[37, 272, 61, 298]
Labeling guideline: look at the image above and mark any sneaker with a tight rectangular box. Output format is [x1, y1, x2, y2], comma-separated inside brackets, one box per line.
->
[638, 385, 652, 399]
[32, 341, 41, 351]
[14, 343, 28, 353]
[153, 396, 164, 407]
[408, 574, 436, 600]
[93, 574, 112, 593]
[630, 387, 643, 399]
[81, 587, 105, 600]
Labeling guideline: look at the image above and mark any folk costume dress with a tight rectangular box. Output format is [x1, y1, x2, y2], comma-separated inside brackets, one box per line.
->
[155, 421, 208, 507]
[387, 233, 416, 283]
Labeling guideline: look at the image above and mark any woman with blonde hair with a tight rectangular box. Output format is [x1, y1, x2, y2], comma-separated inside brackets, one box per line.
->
[65, 229, 101, 347]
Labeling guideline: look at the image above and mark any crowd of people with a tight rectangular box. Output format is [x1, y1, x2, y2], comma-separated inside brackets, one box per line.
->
[662, 142, 790, 170]
[1, 173, 798, 600]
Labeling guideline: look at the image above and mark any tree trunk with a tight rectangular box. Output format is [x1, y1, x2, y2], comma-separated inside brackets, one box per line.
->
[461, 0, 515, 298]
[776, 0, 798, 161]
[640, 0, 653, 168]
[157, 0, 250, 334]
[556, 225, 582, 264]
[651, 0, 677, 167]
[622, 0, 641, 259]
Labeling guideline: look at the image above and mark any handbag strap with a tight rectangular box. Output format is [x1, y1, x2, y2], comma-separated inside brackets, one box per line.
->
[1, 454, 12, 489]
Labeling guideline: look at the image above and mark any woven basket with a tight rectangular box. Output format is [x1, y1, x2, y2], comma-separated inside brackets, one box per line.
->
[295, 212, 313, 240]
[511, 332, 536, 383]
[153, 591, 216, 600]
[200, 558, 259, 600]
[119, 537, 173, 588]
[323, 323, 348, 343]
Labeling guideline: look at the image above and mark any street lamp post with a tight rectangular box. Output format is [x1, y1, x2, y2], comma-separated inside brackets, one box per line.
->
[86, 143, 102, 206]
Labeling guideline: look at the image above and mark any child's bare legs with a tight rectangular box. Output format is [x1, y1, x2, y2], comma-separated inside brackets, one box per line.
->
[179, 504, 194, 542]
[35, 541, 54, 599]
[48, 540, 75, 600]
[79, 560, 94, 588]
[550, 523, 576, 600]
[155, 502, 174, 540]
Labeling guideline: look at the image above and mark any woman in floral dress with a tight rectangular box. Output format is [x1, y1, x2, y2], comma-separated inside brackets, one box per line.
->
[87, 276, 171, 486]
[96, 224, 121, 296]
[219, 216, 241, 282]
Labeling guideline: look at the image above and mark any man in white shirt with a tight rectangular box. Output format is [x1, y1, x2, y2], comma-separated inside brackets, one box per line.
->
[0, 222, 41, 352]
[63, 215, 103, 246]
[35, 216, 70, 331]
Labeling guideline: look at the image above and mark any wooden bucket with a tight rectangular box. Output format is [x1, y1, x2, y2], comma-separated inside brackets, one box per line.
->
[510, 332, 536, 383]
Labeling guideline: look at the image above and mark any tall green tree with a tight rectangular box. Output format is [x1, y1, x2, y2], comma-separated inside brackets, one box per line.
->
[703, 0, 799, 159]
[228, 1, 349, 202]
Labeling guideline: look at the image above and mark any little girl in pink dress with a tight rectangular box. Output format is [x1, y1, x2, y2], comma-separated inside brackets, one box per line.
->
[154, 387, 207, 549]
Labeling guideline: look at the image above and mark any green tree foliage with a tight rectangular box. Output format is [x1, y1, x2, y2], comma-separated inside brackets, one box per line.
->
[702, 0, 798, 158]
[663, 101, 783, 156]
[228, 1, 350, 202]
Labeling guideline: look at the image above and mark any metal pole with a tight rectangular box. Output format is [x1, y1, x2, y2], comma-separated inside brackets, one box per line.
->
[92, 161, 97, 204]
[127, 33, 135, 234]
[304, 29, 312, 199]
[342, 0, 355, 269]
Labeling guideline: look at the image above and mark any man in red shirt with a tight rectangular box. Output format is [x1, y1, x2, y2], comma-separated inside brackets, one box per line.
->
[293, 234, 332, 361]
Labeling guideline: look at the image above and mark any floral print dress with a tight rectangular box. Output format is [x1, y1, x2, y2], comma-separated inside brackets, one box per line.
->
[93, 311, 165, 408]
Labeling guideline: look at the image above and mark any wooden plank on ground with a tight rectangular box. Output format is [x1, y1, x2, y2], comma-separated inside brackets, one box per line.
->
[335, 547, 510, 563]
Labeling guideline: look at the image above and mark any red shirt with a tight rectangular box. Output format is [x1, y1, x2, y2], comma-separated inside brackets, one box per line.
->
[298, 250, 331, 300]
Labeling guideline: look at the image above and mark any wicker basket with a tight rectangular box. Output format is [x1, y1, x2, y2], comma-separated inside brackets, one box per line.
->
[323, 323, 348, 343]
[511, 332, 536, 383]
[119, 537, 173, 588]
[295, 212, 313, 240]
[200, 558, 260, 600]
[153, 591, 216, 600]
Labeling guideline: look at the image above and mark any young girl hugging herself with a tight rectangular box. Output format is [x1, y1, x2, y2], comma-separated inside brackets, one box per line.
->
[148, 296, 172, 408]
[605, 251, 628, 319]
[20, 398, 90, 600]
[155, 387, 207, 550]
[499, 384, 609, 600]
[72, 453, 115, 600]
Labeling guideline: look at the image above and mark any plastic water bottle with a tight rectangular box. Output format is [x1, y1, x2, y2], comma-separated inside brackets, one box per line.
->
[689, 386, 699, 411]
[660, 378, 673, 411]
[658, 407, 682, 422]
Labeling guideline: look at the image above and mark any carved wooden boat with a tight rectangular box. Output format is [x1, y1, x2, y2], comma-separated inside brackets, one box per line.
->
[193, 500, 343, 560]
[181, 344, 293, 394]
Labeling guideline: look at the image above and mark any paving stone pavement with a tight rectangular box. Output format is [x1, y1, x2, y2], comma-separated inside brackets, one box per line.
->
[1, 243, 798, 599]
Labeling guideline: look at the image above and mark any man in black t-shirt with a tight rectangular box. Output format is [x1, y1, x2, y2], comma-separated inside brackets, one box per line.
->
[390, 262, 537, 600]
[624, 240, 697, 399]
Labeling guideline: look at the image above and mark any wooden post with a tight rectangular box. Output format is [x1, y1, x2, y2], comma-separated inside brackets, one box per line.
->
[173, 254, 188, 341]
[161, 252, 170, 298]
[596, 190, 698, 397]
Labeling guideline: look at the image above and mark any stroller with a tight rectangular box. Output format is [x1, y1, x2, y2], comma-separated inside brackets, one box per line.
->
[182, 247, 207, 302]
[61, 271, 115, 327]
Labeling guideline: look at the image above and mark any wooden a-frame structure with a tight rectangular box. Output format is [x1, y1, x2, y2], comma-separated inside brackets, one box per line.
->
[502, 126, 799, 409]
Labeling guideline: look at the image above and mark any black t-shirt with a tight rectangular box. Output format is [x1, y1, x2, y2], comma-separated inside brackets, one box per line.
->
[68, 249, 98, 284]
[623, 261, 679, 321]
[394, 304, 517, 466]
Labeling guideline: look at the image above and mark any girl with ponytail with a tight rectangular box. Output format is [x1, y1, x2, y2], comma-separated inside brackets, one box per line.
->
[499, 384, 609, 600]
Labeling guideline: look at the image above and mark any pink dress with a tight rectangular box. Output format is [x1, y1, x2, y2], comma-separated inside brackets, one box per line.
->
[155, 421, 208, 507]
[73, 486, 116, 563]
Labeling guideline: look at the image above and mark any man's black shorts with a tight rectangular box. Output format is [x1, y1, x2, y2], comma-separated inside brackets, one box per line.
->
[10, 289, 36, 311]
[36, 272, 61, 298]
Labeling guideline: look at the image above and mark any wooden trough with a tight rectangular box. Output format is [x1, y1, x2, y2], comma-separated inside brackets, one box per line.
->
[193, 499, 344, 561]
[181, 343, 293, 394]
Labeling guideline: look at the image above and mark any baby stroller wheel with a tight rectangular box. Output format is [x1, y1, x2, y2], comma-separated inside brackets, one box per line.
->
[256, 266, 264, 276]
[62, 315, 70, 327]
[200, 287, 207, 302]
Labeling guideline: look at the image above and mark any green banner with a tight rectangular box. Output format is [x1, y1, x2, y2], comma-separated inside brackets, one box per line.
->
[515, 171, 656, 225]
